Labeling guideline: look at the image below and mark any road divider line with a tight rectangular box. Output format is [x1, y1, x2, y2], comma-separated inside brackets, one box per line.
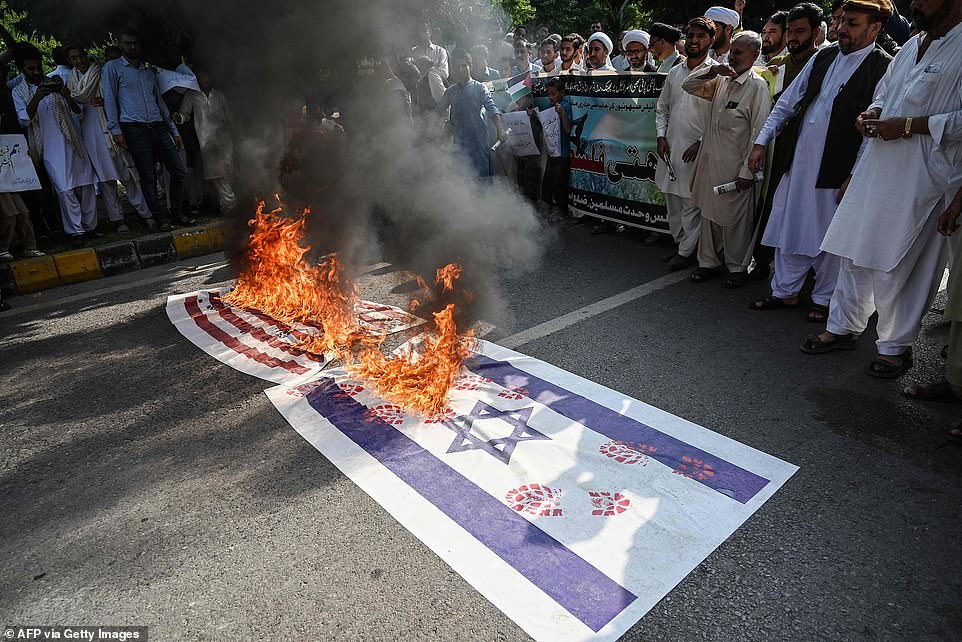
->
[498, 270, 690, 349]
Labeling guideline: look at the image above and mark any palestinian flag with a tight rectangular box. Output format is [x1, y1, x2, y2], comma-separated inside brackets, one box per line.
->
[506, 71, 532, 102]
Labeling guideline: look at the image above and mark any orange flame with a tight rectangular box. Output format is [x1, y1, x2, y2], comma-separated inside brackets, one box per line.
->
[228, 204, 472, 418]
[351, 301, 475, 418]
[224, 203, 374, 355]
[436, 263, 463, 291]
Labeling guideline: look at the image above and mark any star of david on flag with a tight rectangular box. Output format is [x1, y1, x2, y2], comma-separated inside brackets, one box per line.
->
[443, 402, 548, 464]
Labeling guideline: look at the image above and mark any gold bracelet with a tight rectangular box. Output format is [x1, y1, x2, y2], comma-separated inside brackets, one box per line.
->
[903, 117, 913, 139]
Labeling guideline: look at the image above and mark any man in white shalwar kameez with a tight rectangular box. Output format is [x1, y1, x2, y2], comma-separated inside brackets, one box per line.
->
[803, 0, 962, 379]
[12, 47, 98, 244]
[747, 1, 892, 320]
[175, 71, 236, 215]
[65, 45, 152, 232]
[655, 17, 718, 270]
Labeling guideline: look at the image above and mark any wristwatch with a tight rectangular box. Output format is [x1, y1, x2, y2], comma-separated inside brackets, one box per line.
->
[903, 117, 913, 139]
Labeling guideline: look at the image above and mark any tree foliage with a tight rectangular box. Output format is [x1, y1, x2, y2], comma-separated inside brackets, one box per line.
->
[1, 1, 60, 68]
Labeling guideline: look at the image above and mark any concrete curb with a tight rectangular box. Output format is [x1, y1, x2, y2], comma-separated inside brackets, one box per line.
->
[3, 220, 229, 299]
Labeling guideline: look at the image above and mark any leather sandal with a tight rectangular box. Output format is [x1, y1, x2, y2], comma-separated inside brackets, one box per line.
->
[750, 296, 798, 311]
[800, 332, 858, 354]
[868, 348, 913, 379]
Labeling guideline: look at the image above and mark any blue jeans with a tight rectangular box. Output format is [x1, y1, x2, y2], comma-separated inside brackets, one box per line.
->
[121, 123, 186, 222]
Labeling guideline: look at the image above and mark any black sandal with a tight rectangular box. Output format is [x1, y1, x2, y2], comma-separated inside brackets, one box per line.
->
[749, 296, 799, 311]
[868, 348, 913, 379]
[723, 272, 749, 289]
[806, 304, 829, 323]
[902, 380, 962, 405]
[690, 267, 720, 283]
[800, 332, 858, 354]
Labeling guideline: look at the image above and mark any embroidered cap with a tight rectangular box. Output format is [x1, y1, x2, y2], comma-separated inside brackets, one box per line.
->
[842, 0, 894, 17]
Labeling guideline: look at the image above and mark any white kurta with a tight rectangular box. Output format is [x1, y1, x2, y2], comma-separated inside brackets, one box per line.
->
[655, 57, 717, 198]
[79, 104, 125, 183]
[13, 84, 96, 194]
[757, 43, 877, 257]
[709, 49, 730, 65]
[179, 89, 234, 180]
[412, 43, 449, 80]
[821, 24, 962, 271]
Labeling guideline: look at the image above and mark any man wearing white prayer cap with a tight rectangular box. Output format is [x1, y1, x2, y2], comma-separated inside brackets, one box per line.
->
[704, 6, 740, 63]
[622, 29, 655, 71]
[585, 32, 614, 71]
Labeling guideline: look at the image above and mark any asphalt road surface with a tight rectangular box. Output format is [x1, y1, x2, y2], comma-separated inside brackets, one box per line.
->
[2, 223, 961, 641]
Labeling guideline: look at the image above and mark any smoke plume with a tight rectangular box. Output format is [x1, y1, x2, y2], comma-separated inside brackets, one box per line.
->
[40, 0, 548, 329]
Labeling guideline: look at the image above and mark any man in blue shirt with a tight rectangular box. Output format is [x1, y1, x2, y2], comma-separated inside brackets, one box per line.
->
[101, 29, 192, 231]
[435, 49, 506, 178]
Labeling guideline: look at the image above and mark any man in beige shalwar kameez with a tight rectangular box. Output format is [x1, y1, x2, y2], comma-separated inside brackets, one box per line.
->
[683, 31, 772, 288]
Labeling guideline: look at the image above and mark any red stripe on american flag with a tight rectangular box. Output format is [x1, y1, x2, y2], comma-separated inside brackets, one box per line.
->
[184, 296, 311, 375]
[208, 292, 318, 344]
[207, 292, 326, 363]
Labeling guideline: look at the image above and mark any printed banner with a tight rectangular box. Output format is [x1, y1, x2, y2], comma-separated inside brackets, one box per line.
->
[166, 287, 425, 385]
[532, 73, 669, 232]
[267, 338, 798, 642]
[0, 134, 41, 192]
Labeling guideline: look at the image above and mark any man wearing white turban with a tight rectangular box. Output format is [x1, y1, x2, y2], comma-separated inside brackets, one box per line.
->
[622, 30, 656, 71]
[585, 32, 614, 71]
[705, 6, 741, 63]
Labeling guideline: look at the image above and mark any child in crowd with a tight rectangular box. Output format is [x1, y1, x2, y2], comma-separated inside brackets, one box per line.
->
[540, 76, 572, 220]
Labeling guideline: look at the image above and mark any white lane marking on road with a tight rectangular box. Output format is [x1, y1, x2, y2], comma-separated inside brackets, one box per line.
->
[498, 270, 690, 349]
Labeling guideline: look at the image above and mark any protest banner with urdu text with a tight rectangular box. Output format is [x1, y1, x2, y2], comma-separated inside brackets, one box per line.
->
[532, 72, 669, 233]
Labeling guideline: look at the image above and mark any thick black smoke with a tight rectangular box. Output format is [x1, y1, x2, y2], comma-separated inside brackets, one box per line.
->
[24, 0, 547, 328]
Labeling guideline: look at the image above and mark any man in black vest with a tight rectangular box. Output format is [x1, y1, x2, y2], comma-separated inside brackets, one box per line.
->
[746, 0, 892, 322]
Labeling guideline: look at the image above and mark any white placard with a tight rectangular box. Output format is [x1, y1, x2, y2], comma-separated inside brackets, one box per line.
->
[539, 107, 561, 158]
[0, 134, 40, 192]
[501, 111, 539, 157]
[156, 64, 200, 94]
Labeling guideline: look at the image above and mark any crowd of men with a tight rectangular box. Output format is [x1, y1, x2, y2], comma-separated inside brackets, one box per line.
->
[0, 25, 236, 271]
[383, 0, 962, 441]
[3, 2, 962, 438]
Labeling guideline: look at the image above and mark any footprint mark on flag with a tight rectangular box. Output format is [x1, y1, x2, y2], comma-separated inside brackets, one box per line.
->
[424, 408, 457, 424]
[497, 385, 529, 401]
[599, 440, 656, 465]
[365, 404, 406, 426]
[505, 484, 563, 517]
[588, 491, 631, 516]
[335, 381, 365, 397]
[453, 374, 492, 391]
[673, 455, 716, 481]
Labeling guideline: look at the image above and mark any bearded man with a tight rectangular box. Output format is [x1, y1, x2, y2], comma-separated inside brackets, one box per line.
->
[747, 1, 892, 322]
[801, 0, 962, 380]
